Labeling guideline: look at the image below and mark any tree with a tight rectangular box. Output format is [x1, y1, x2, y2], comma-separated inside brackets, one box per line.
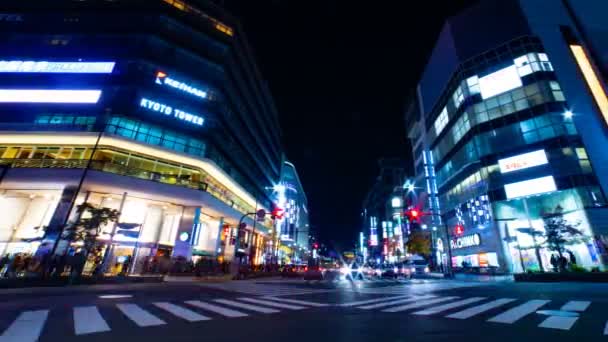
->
[405, 231, 431, 256]
[542, 205, 586, 259]
[62, 203, 120, 262]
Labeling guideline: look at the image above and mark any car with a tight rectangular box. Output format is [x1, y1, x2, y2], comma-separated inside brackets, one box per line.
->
[303, 267, 324, 281]
[381, 265, 400, 279]
[404, 259, 430, 277]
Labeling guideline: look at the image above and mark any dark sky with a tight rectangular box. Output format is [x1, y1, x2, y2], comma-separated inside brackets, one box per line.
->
[222, 0, 474, 250]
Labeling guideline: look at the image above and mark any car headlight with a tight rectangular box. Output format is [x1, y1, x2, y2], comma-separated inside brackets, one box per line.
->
[411, 267, 416, 273]
[340, 267, 350, 275]
[424, 267, 430, 273]
[375, 270, 382, 275]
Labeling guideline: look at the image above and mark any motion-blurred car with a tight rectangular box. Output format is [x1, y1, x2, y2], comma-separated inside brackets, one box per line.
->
[404, 259, 430, 276]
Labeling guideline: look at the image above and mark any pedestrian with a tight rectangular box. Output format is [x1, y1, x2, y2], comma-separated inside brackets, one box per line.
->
[0, 254, 9, 277]
[567, 250, 577, 265]
[559, 255, 568, 272]
[550, 254, 558, 272]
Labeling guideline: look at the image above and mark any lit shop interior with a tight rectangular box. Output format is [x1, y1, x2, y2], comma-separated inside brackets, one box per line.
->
[0, 189, 62, 257]
[496, 187, 602, 273]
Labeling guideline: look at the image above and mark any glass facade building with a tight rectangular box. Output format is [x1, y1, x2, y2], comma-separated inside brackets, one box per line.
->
[0, 0, 285, 273]
[407, 0, 608, 273]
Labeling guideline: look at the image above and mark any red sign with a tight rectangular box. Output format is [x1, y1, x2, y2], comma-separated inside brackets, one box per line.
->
[454, 224, 465, 236]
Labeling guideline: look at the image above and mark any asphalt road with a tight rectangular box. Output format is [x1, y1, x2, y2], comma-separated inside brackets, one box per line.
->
[0, 277, 607, 341]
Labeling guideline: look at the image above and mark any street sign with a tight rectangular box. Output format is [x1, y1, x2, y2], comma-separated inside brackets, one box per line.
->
[256, 209, 266, 221]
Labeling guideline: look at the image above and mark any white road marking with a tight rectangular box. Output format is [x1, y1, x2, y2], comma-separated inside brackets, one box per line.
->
[538, 301, 590, 330]
[340, 295, 411, 307]
[236, 298, 305, 310]
[73, 306, 111, 335]
[446, 298, 517, 319]
[184, 300, 248, 318]
[487, 300, 549, 324]
[383, 296, 459, 313]
[262, 297, 329, 307]
[358, 295, 435, 310]
[560, 301, 590, 312]
[213, 299, 280, 314]
[153, 302, 210, 322]
[538, 315, 578, 330]
[0, 310, 48, 342]
[116, 303, 166, 327]
[412, 297, 486, 315]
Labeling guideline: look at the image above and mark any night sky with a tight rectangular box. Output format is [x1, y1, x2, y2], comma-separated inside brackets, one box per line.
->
[223, 0, 475, 251]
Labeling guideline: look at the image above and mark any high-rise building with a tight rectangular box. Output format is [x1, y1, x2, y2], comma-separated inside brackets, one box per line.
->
[362, 158, 408, 263]
[0, 0, 284, 273]
[275, 161, 309, 264]
[407, 0, 608, 274]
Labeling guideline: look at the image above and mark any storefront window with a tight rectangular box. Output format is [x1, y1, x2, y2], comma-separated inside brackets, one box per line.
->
[494, 189, 600, 273]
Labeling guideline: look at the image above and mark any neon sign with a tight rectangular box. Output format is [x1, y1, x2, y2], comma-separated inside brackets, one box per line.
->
[0, 61, 115, 73]
[139, 98, 204, 126]
[498, 150, 548, 173]
[0, 89, 101, 103]
[155, 72, 207, 100]
[450, 234, 481, 250]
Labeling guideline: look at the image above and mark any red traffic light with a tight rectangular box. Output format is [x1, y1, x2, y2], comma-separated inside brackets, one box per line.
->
[454, 224, 465, 236]
[406, 209, 421, 222]
[313, 243, 319, 249]
[271, 207, 284, 219]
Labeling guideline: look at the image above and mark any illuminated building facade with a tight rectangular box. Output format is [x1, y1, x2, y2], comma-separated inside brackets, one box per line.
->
[0, 0, 284, 273]
[408, 0, 608, 273]
[274, 161, 309, 264]
[361, 158, 408, 263]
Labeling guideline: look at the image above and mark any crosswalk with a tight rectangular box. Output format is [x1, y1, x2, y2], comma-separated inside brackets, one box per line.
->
[200, 281, 336, 296]
[0, 297, 328, 342]
[343, 294, 597, 333]
[343, 280, 492, 294]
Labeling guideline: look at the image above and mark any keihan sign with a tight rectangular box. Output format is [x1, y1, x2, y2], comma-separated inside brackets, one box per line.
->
[450, 234, 481, 250]
[139, 98, 204, 126]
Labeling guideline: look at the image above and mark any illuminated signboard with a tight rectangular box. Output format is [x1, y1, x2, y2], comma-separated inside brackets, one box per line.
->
[139, 98, 204, 126]
[450, 233, 481, 250]
[478, 65, 522, 100]
[498, 150, 548, 174]
[504, 175, 557, 199]
[0, 89, 101, 103]
[155, 72, 207, 100]
[570, 44, 608, 127]
[0, 61, 115, 73]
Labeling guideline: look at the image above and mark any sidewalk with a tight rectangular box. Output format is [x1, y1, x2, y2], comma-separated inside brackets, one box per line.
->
[164, 274, 233, 283]
[454, 273, 514, 282]
[0, 274, 164, 290]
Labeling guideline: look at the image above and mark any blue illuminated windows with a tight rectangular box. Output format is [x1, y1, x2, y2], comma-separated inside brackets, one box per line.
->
[434, 107, 449, 135]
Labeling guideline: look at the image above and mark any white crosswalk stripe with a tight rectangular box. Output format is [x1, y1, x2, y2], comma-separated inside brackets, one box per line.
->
[383, 296, 460, 313]
[358, 295, 436, 310]
[538, 301, 590, 330]
[213, 299, 280, 314]
[116, 303, 166, 327]
[237, 298, 306, 310]
[0, 310, 48, 342]
[74, 306, 111, 335]
[412, 297, 486, 315]
[346, 281, 490, 295]
[339, 295, 412, 307]
[200, 282, 334, 296]
[446, 298, 517, 319]
[184, 300, 249, 318]
[153, 302, 210, 322]
[487, 300, 550, 324]
[262, 297, 329, 307]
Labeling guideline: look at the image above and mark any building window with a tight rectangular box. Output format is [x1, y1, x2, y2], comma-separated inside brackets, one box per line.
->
[514, 52, 553, 77]
[434, 107, 449, 135]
